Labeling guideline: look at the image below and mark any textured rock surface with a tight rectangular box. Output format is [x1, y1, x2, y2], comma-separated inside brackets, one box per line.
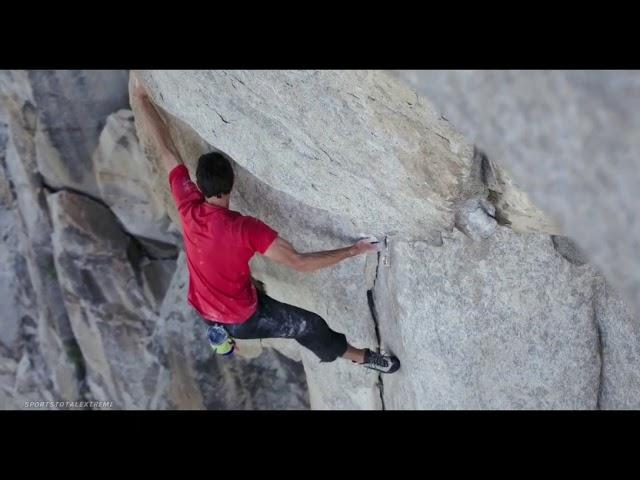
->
[134, 70, 484, 244]
[47, 189, 167, 408]
[375, 228, 601, 409]
[392, 70, 640, 316]
[0, 106, 18, 352]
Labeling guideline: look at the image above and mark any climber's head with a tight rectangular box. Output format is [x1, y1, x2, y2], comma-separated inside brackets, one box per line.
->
[196, 151, 235, 202]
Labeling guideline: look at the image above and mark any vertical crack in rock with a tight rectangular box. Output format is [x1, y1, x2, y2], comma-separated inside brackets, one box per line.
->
[366, 237, 387, 410]
[593, 277, 605, 409]
[215, 111, 231, 124]
[595, 324, 604, 409]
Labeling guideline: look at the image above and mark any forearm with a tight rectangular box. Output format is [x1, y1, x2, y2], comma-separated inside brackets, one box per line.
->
[297, 246, 356, 272]
[263, 235, 378, 273]
[135, 95, 183, 171]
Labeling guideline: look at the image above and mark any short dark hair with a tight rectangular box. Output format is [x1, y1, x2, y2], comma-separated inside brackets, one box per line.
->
[196, 152, 235, 198]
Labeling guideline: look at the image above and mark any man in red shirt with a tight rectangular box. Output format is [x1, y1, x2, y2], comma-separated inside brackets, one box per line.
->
[133, 77, 400, 374]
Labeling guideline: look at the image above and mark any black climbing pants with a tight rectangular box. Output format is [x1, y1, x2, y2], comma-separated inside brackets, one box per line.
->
[210, 291, 349, 363]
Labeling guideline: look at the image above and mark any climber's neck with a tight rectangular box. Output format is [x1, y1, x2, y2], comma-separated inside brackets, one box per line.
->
[205, 194, 230, 209]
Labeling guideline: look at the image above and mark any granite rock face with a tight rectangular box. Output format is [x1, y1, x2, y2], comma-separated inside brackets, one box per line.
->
[133, 70, 640, 409]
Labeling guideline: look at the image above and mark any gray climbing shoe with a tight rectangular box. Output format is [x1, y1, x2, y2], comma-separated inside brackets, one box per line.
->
[360, 349, 400, 374]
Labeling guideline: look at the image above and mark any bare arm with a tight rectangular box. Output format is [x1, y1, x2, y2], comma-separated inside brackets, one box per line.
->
[130, 74, 183, 172]
[263, 237, 379, 273]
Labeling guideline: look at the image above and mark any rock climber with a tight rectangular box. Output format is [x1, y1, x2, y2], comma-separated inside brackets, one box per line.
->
[131, 75, 400, 374]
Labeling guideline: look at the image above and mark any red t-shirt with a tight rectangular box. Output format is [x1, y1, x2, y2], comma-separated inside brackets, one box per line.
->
[168, 164, 278, 324]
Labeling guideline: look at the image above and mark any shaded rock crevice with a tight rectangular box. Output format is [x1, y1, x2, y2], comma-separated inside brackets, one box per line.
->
[552, 235, 589, 267]
[454, 147, 539, 241]
[590, 274, 640, 409]
[592, 279, 605, 409]
[41, 180, 179, 262]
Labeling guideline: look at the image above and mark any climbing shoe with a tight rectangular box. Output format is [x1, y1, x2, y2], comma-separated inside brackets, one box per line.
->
[359, 349, 400, 374]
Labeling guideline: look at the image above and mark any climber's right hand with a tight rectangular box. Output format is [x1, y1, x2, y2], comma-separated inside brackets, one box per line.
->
[352, 238, 381, 255]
